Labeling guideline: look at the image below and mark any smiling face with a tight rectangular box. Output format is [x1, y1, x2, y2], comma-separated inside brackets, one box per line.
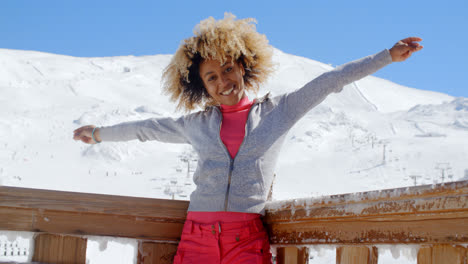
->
[199, 58, 246, 106]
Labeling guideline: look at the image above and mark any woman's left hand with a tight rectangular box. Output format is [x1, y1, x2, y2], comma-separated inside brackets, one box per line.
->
[389, 37, 423, 62]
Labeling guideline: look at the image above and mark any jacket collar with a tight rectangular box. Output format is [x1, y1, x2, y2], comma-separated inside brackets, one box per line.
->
[204, 92, 271, 112]
[257, 92, 271, 103]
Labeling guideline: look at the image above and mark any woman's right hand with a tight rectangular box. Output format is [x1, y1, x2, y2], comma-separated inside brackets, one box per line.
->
[73, 125, 101, 144]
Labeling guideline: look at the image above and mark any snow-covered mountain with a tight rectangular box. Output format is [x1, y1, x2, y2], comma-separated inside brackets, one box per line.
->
[1, 48, 466, 202]
[1, 47, 467, 264]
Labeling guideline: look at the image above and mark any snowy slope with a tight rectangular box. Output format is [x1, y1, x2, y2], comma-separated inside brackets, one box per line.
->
[1, 47, 467, 200]
[2, 47, 467, 264]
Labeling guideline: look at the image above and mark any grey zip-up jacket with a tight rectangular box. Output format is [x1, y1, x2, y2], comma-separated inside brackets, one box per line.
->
[99, 49, 392, 215]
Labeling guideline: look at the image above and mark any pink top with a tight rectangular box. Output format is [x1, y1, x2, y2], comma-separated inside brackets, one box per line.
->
[219, 96, 254, 158]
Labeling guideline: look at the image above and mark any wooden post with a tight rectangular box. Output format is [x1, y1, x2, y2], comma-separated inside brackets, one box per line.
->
[32, 233, 87, 264]
[418, 245, 467, 264]
[418, 247, 432, 264]
[137, 242, 179, 264]
[336, 246, 378, 264]
[276, 246, 309, 264]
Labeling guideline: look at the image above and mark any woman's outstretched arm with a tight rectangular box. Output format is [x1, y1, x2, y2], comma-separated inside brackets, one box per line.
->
[270, 37, 423, 130]
[73, 116, 190, 145]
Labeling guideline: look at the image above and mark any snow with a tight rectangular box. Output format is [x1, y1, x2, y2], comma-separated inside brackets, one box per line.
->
[307, 245, 420, 264]
[1, 47, 467, 263]
[357, 76, 453, 113]
[378, 244, 419, 260]
[85, 236, 138, 264]
[0, 231, 35, 263]
[378, 245, 419, 264]
[308, 245, 336, 263]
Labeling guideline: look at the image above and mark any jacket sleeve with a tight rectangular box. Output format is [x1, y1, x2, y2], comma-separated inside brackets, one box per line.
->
[98, 116, 189, 144]
[275, 49, 392, 126]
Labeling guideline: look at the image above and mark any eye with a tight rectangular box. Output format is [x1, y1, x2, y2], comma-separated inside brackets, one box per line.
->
[207, 75, 215, 82]
[225, 67, 233, 73]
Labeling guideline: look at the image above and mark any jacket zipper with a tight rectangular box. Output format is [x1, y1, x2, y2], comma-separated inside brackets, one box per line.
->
[215, 109, 232, 211]
[216, 100, 258, 211]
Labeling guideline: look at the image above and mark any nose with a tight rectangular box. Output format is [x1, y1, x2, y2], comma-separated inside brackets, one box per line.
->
[219, 74, 229, 87]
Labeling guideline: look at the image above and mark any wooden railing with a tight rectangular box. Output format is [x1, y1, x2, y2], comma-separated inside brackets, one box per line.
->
[264, 180, 468, 263]
[1, 180, 467, 263]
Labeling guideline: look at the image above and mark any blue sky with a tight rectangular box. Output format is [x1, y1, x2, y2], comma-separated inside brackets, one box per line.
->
[2, 0, 467, 97]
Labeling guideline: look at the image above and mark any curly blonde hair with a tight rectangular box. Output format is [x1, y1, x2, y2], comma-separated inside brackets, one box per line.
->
[162, 13, 274, 111]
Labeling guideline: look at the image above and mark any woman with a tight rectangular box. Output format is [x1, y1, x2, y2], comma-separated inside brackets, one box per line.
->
[73, 13, 422, 264]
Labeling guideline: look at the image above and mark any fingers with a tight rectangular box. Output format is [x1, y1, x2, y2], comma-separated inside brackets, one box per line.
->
[401, 37, 422, 44]
[73, 128, 85, 140]
[73, 125, 94, 133]
[407, 43, 423, 53]
[400, 37, 424, 51]
[413, 45, 423, 52]
[402, 44, 423, 54]
[73, 125, 96, 144]
[74, 134, 95, 144]
[82, 136, 95, 144]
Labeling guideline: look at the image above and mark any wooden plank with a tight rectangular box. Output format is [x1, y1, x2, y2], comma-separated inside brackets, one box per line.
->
[465, 246, 468, 263]
[1, 181, 467, 245]
[337, 246, 377, 264]
[297, 247, 309, 264]
[0, 206, 185, 241]
[266, 195, 468, 222]
[264, 181, 468, 245]
[137, 242, 178, 264]
[276, 247, 308, 264]
[0, 186, 189, 241]
[276, 247, 297, 264]
[267, 215, 468, 245]
[417, 247, 432, 264]
[265, 181, 468, 222]
[418, 245, 467, 264]
[370, 246, 378, 264]
[32, 233, 87, 264]
[432, 245, 461, 264]
[34, 209, 185, 241]
[0, 186, 189, 219]
[337, 246, 368, 264]
[0, 207, 34, 230]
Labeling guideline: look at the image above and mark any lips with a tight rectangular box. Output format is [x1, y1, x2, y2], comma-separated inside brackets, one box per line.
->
[220, 84, 235, 96]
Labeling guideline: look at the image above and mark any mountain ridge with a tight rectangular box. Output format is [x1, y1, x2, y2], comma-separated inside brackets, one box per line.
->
[0, 48, 466, 202]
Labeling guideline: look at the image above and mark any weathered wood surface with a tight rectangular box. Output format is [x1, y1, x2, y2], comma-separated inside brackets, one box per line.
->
[1, 181, 467, 246]
[32, 233, 87, 264]
[264, 180, 468, 245]
[336, 246, 378, 264]
[0, 186, 189, 241]
[276, 247, 308, 264]
[137, 242, 178, 264]
[417, 245, 467, 264]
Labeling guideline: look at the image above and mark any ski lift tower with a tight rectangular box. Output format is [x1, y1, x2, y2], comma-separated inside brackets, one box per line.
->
[409, 175, 422, 186]
[435, 163, 452, 183]
[379, 139, 390, 165]
[179, 149, 198, 179]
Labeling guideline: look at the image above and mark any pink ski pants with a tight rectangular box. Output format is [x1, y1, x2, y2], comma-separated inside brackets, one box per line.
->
[173, 212, 272, 264]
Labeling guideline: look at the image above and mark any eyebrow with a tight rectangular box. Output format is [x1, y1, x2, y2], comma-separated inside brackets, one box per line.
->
[204, 71, 214, 78]
[203, 62, 232, 77]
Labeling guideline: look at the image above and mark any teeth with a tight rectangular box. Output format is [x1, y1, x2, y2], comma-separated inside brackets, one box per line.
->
[221, 87, 234, 95]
